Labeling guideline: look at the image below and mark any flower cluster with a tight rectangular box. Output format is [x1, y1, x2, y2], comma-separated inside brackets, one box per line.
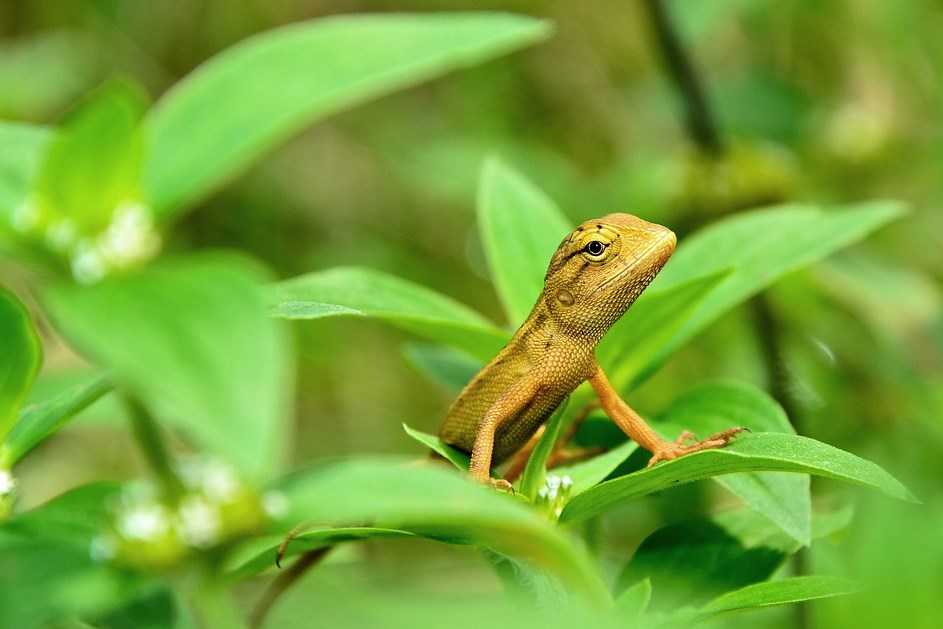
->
[13, 199, 161, 284]
[535, 474, 573, 519]
[91, 458, 286, 570]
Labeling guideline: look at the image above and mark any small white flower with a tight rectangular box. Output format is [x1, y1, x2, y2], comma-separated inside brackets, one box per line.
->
[263, 491, 289, 518]
[177, 496, 221, 548]
[546, 475, 562, 490]
[12, 201, 39, 232]
[71, 242, 106, 284]
[89, 534, 117, 562]
[537, 486, 549, 500]
[560, 476, 573, 490]
[100, 201, 161, 266]
[118, 503, 170, 541]
[46, 220, 77, 251]
[202, 461, 240, 503]
[0, 469, 15, 496]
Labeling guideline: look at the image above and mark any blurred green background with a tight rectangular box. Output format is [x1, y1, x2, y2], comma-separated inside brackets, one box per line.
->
[2, 2, 941, 628]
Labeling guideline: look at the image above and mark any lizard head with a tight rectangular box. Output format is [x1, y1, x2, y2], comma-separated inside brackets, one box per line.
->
[543, 213, 676, 339]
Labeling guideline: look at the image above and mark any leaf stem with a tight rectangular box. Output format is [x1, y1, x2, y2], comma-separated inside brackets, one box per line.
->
[122, 394, 185, 501]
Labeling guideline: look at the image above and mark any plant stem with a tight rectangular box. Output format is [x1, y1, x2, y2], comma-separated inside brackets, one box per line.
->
[642, 0, 724, 156]
[249, 548, 331, 629]
[122, 394, 185, 501]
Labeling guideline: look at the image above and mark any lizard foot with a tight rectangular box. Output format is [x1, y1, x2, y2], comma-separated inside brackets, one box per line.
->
[487, 477, 515, 493]
[646, 427, 748, 468]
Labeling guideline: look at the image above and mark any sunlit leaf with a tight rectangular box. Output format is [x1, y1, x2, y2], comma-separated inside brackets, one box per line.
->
[614, 578, 651, 619]
[43, 253, 293, 481]
[0, 287, 41, 444]
[698, 575, 859, 616]
[551, 440, 638, 496]
[0, 122, 50, 228]
[276, 458, 610, 607]
[402, 423, 469, 471]
[477, 157, 571, 326]
[146, 13, 552, 216]
[519, 399, 569, 500]
[271, 267, 507, 361]
[559, 432, 915, 524]
[644, 202, 906, 375]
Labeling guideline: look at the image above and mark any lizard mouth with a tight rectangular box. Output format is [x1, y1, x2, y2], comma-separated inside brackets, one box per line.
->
[588, 231, 675, 297]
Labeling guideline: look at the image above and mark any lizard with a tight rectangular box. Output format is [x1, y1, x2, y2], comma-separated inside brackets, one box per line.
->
[439, 212, 745, 489]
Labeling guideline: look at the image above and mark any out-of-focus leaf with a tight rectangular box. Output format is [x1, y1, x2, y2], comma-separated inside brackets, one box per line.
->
[2, 482, 119, 545]
[402, 343, 481, 392]
[43, 253, 293, 481]
[614, 577, 651, 619]
[644, 202, 906, 378]
[519, 399, 569, 500]
[0, 122, 50, 226]
[145, 13, 552, 216]
[276, 458, 610, 607]
[402, 423, 469, 471]
[698, 575, 859, 616]
[477, 157, 571, 326]
[226, 526, 416, 577]
[5, 375, 112, 464]
[0, 287, 41, 444]
[713, 504, 855, 555]
[655, 382, 811, 546]
[271, 267, 507, 361]
[559, 432, 915, 524]
[616, 520, 784, 610]
[33, 80, 147, 233]
[597, 270, 730, 390]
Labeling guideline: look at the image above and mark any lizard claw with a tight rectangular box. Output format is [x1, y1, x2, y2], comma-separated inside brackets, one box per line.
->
[646, 427, 748, 468]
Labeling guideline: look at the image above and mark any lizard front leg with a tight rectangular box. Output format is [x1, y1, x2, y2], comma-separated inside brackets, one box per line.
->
[588, 364, 745, 467]
[469, 376, 542, 489]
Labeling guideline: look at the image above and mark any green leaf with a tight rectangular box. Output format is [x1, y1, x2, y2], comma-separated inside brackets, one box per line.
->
[402, 343, 481, 393]
[225, 526, 415, 577]
[655, 382, 811, 547]
[477, 157, 571, 326]
[42, 253, 293, 481]
[559, 432, 915, 524]
[614, 578, 651, 619]
[145, 13, 552, 216]
[0, 122, 50, 228]
[271, 267, 507, 362]
[402, 423, 469, 471]
[519, 398, 569, 499]
[0, 287, 41, 444]
[645, 202, 906, 376]
[5, 375, 112, 465]
[33, 80, 147, 233]
[276, 458, 610, 607]
[713, 504, 854, 555]
[617, 520, 784, 610]
[596, 270, 730, 391]
[699, 575, 859, 616]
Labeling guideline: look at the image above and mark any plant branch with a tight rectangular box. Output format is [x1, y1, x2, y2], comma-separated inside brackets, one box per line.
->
[249, 548, 331, 629]
[122, 394, 185, 500]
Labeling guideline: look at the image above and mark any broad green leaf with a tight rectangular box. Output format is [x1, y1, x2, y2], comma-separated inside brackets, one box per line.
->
[0, 287, 41, 443]
[33, 80, 147, 233]
[277, 458, 610, 607]
[271, 267, 507, 361]
[2, 482, 119, 546]
[43, 253, 293, 481]
[597, 270, 730, 390]
[559, 432, 915, 524]
[0, 122, 50, 226]
[552, 440, 638, 496]
[713, 504, 854, 555]
[5, 375, 112, 465]
[402, 343, 481, 392]
[226, 526, 415, 577]
[617, 520, 784, 610]
[699, 575, 859, 617]
[477, 157, 571, 326]
[519, 398, 569, 500]
[655, 382, 811, 546]
[644, 202, 906, 376]
[614, 578, 651, 619]
[146, 13, 552, 216]
[402, 423, 470, 471]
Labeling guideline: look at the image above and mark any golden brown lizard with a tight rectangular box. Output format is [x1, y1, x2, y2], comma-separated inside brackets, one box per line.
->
[439, 213, 744, 489]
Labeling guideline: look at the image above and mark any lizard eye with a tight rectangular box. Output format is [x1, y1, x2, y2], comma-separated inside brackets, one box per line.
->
[584, 240, 606, 257]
